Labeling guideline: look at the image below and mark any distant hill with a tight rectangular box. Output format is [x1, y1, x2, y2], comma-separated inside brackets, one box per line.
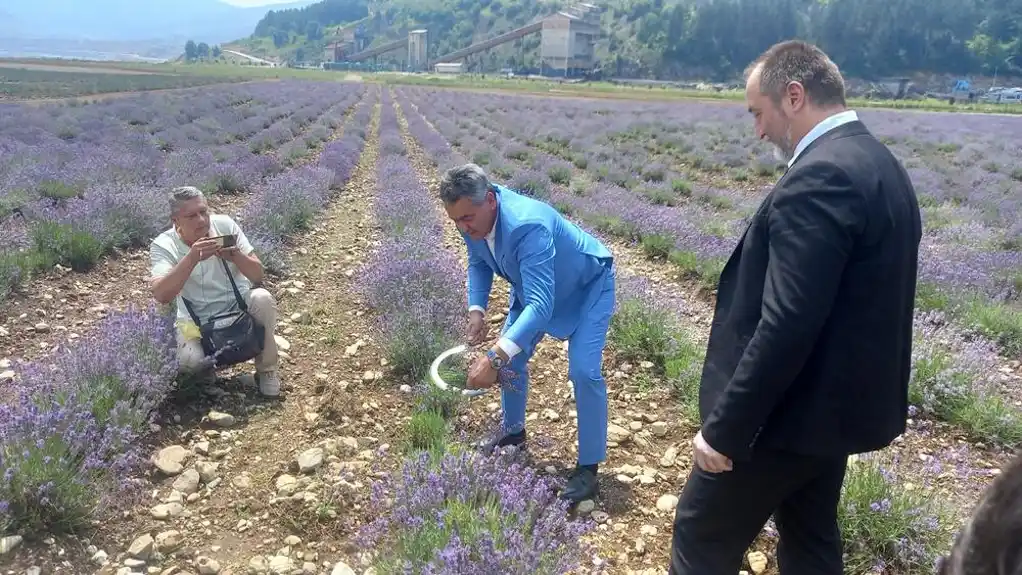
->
[2, 0, 317, 44]
[228, 0, 1020, 81]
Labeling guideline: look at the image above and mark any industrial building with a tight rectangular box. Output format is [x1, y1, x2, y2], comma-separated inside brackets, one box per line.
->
[337, 2, 601, 77]
[540, 4, 600, 75]
[408, 29, 428, 72]
[322, 22, 370, 64]
[434, 62, 463, 74]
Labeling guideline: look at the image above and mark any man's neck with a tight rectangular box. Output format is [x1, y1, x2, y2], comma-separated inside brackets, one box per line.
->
[792, 106, 848, 145]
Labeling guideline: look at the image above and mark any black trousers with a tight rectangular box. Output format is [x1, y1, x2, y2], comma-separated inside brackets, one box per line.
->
[669, 448, 848, 575]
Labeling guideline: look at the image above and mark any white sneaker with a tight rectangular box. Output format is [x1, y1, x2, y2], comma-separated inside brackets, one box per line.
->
[258, 370, 281, 397]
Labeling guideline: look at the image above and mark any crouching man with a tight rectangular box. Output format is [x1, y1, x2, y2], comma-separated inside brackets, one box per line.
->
[149, 186, 280, 396]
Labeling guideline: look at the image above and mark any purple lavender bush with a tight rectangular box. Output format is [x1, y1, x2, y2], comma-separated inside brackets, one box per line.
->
[356, 449, 602, 574]
[0, 304, 178, 535]
[910, 310, 1022, 445]
[839, 451, 953, 574]
[358, 147, 463, 381]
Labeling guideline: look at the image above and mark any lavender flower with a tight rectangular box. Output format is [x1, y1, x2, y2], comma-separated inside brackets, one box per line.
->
[356, 449, 601, 574]
[0, 304, 177, 534]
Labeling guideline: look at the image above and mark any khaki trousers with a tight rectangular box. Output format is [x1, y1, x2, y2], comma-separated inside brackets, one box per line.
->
[175, 287, 279, 374]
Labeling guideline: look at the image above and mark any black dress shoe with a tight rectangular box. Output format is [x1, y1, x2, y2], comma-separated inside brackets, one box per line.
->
[479, 429, 526, 456]
[560, 465, 599, 503]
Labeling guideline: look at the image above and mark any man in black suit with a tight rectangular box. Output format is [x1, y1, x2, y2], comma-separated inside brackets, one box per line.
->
[668, 40, 922, 574]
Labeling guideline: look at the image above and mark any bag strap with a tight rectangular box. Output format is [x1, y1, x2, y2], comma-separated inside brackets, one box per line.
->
[179, 261, 246, 327]
[181, 296, 203, 328]
[209, 218, 247, 311]
[220, 258, 248, 312]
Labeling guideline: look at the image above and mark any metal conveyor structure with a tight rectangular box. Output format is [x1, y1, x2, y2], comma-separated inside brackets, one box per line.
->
[344, 37, 409, 62]
[430, 21, 544, 65]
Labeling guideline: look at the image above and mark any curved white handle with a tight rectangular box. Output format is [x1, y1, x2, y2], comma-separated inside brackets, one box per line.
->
[429, 343, 488, 397]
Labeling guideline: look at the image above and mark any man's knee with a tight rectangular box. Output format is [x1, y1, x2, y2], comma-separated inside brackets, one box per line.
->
[247, 288, 277, 320]
[177, 338, 211, 373]
[567, 341, 608, 388]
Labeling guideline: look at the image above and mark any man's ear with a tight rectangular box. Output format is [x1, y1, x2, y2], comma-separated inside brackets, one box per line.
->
[785, 81, 806, 113]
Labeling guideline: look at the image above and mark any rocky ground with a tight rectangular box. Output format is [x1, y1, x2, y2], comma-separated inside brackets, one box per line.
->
[1, 87, 1018, 575]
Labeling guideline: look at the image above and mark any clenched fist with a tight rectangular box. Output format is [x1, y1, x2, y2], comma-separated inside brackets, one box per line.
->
[467, 310, 489, 345]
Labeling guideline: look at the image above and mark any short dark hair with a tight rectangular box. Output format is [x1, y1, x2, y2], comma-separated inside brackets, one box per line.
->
[439, 163, 491, 205]
[746, 40, 846, 108]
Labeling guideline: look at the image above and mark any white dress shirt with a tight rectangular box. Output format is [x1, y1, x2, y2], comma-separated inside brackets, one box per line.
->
[787, 110, 859, 169]
[469, 224, 522, 359]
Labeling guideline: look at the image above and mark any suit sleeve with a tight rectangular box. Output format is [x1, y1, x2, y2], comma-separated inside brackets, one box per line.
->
[501, 223, 555, 349]
[467, 239, 494, 311]
[701, 161, 864, 461]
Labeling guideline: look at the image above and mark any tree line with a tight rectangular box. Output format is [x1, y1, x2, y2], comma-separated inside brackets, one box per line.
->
[184, 40, 223, 62]
[624, 0, 1020, 79]
[244, 0, 1021, 80]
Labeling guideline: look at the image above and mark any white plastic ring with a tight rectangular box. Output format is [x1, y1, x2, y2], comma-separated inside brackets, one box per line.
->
[429, 343, 489, 398]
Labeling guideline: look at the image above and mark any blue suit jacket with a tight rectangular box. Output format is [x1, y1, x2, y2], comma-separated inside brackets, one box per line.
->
[464, 184, 613, 348]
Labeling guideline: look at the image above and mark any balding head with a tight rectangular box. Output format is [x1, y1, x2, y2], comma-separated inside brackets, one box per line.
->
[743, 40, 847, 162]
[745, 40, 846, 109]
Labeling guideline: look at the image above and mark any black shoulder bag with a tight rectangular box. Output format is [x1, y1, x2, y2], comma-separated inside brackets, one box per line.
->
[181, 259, 266, 369]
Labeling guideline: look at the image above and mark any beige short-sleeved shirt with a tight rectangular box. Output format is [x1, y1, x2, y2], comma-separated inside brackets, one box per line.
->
[150, 214, 256, 326]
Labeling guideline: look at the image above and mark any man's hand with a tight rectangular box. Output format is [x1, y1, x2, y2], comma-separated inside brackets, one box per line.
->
[217, 246, 240, 262]
[467, 310, 488, 345]
[693, 430, 733, 473]
[466, 353, 499, 390]
[188, 237, 221, 263]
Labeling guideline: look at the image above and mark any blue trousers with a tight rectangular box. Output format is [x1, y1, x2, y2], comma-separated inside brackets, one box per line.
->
[499, 265, 615, 466]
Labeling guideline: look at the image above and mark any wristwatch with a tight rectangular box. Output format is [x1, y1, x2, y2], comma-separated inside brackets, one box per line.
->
[486, 349, 505, 370]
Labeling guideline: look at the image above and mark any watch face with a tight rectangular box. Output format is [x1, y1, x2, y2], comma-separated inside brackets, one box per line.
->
[488, 351, 504, 368]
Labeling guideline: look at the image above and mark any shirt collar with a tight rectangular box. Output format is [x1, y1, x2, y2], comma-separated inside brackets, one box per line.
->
[787, 110, 859, 168]
[485, 186, 500, 242]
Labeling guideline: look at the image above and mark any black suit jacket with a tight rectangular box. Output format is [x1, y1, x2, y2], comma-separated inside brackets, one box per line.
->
[699, 120, 922, 462]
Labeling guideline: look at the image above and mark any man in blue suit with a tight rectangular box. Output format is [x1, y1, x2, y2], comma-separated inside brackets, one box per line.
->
[440, 163, 616, 503]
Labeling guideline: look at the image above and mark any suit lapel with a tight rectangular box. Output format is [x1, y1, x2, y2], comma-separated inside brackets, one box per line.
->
[478, 237, 500, 273]
[493, 189, 510, 278]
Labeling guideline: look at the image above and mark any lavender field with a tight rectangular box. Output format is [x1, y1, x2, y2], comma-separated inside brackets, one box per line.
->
[394, 85, 1022, 447]
[0, 81, 1019, 574]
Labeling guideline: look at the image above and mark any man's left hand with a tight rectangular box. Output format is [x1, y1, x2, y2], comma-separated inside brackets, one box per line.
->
[693, 430, 733, 473]
[217, 246, 239, 262]
[466, 354, 499, 390]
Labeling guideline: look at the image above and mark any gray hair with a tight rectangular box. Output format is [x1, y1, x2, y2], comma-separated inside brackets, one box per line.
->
[169, 186, 205, 217]
[746, 40, 846, 108]
[439, 163, 492, 205]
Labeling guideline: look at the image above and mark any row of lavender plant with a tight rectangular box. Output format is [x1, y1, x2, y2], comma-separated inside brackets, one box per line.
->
[0, 86, 377, 539]
[395, 92, 959, 574]
[351, 92, 600, 573]
[404, 87, 1022, 359]
[238, 85, 377, 274]
[0, 81, 365, 303]
[398, 87, 1022, 447]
